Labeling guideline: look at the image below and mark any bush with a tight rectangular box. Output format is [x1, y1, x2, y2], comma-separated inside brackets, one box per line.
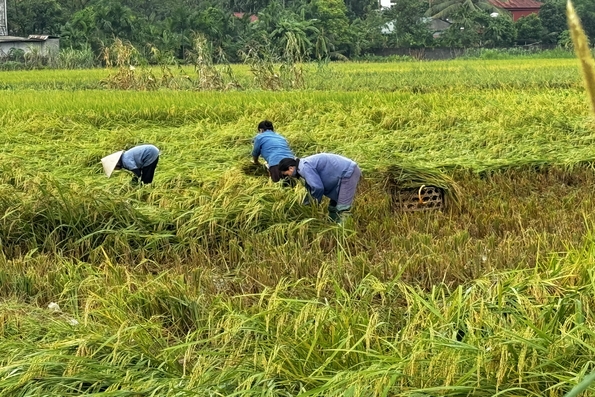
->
[59, 45, 96, 69]
[463, 46, 575, 59]
[7, 48, 26, 63]
[0, 61, 26, 71]
[515, 14, 546, 44]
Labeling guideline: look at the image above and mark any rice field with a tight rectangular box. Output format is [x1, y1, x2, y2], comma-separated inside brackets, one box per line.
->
[0, 58, 584, 91]
[1, 57, 595, 396]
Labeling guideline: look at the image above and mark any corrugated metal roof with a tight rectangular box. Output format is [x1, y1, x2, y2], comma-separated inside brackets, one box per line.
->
[0, 36, 36, 43]
[0, 35, 58, 43]
[28, 35, 59, 40]
[488, 0, 542, 9]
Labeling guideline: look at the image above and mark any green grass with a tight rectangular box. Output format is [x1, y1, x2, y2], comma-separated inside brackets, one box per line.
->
[1, 58, 595, 395]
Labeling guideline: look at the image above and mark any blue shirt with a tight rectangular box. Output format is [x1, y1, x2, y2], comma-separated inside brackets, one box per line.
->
[251, 130, 294, 167]
[121, 145, 160, 171]
[297, 153, 358, 202]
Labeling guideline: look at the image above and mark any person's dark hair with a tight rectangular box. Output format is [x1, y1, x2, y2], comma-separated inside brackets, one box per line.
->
[278, 158, 298, 172]
[258, 120, 274, 131]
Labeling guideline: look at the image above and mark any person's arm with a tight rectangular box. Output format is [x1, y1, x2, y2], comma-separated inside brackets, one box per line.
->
[300, 166, 324, 203]
[251, 136, 261, 164]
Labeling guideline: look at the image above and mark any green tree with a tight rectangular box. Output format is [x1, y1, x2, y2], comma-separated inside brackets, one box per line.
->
[515, 14, 544, 44]
[480, 13, 516, 47]
[195, 7, 235, 48]
[344, 0, 379, 19]
[253, 0, 287, 33]
[439, 13, 482, 47]
[385, 0, 433, 48]
[57, 0, 92, 13]
[539, 0, 566, 38]
[348, 11, 387, 56]
[438, 9, 515, 48]
[270, 18, 319, 59]
[310, 0, 352, 55]
[537, 0, 594, 44]
[8, 0, 64, 35]
[426, 0, 500, 20]
[573, 0, 595, 41]
[163, 7, 198, 58]
[60, 7, 98, 49]
[93, 0, 136, 39]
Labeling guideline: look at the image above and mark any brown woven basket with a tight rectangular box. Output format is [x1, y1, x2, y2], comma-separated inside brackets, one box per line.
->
[392, 185, 445, 212]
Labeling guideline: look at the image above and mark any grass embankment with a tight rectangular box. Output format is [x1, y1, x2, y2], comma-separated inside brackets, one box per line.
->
[1, 59, 595, 395]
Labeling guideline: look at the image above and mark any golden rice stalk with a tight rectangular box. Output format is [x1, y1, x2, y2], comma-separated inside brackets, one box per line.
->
[567, 0, 595, 117]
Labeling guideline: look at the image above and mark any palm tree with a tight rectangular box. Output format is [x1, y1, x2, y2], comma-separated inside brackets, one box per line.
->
[426, 0, 501, 20]
[270, 18, 319, 60]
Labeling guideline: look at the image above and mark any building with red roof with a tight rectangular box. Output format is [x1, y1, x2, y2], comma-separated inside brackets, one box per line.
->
[488, 0, 543, 21]
[233, 12, 259, 23]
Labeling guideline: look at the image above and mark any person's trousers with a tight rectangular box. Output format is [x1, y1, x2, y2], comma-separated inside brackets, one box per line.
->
[329, 165, 362, 221]
[131, 157, 159, 184]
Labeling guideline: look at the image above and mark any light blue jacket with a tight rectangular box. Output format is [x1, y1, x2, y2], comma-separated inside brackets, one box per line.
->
[297, 153, 357, 202]
[121, 145, 160, 171]
[252, 130, 294, 167]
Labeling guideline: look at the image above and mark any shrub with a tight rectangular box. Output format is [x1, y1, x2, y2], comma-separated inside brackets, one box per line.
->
[59, 45, 96, 69]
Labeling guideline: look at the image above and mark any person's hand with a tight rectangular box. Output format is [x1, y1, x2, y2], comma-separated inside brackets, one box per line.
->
[253, 159, 260, 165]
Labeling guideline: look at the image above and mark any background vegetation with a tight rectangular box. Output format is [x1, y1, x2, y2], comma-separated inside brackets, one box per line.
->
[3, 0, 595, 65]
[1, 57, 595, 395]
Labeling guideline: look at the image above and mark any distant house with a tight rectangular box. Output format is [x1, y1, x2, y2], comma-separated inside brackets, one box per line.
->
[0, 35, 60, 58]
[379, 0, 392, 9]
[429, 18, 451, 38]
[381, 18, 450, 37]
[233, 12, 258, 23]
[487, 0, 542, 21]
[0, 0, 7, 36]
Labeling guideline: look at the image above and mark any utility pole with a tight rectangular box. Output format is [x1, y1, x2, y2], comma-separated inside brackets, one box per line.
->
[0, 0, 7, 36]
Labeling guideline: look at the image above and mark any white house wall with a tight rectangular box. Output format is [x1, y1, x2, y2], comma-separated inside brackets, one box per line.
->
[380, 0, 392, 9]
[0, 0, 7, 36]
[43, 38, 60, 54]
[0, 42, 51, 57]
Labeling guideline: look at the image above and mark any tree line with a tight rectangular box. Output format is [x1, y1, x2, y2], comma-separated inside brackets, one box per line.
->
[5, 0, 595, 62]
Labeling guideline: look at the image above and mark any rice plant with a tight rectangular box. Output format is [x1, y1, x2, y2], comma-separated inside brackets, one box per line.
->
[567, 0, 595, 116]
[1, 57, 595, 395]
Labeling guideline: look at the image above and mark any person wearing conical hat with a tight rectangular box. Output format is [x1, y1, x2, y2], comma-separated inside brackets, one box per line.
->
[101, 144, 160, 185]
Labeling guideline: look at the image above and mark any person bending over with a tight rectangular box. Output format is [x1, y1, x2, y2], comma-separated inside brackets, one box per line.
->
[252, 120, 295, 182]
[279, 153, 361, 223]
[101, 144, 160, 185]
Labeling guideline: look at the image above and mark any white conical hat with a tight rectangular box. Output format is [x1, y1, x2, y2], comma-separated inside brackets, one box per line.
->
[101, 150, 124, 177]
